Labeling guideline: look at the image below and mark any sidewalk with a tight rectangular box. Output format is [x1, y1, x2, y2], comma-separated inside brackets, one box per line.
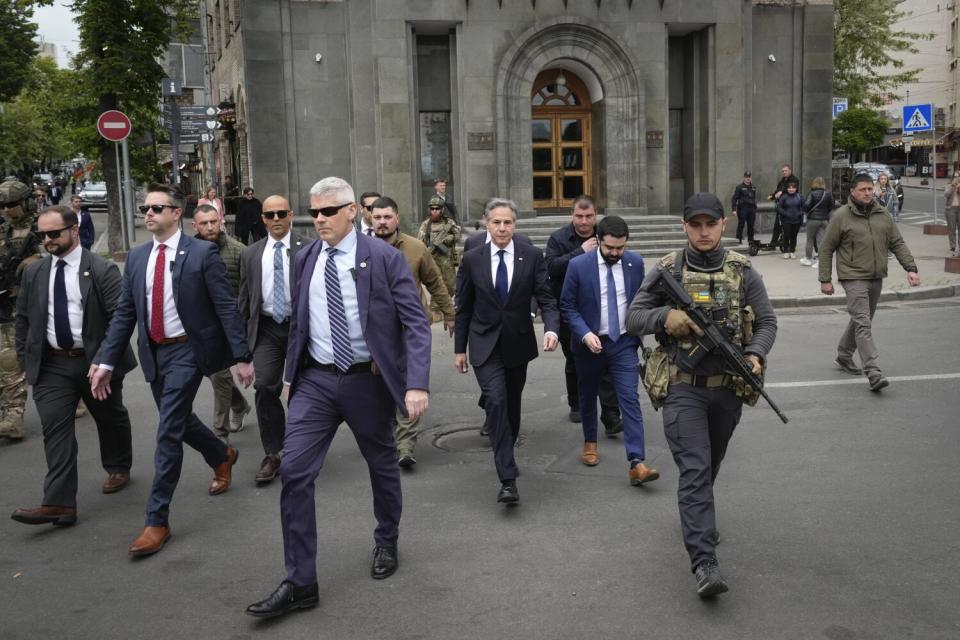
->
[744, 221, 959, 307]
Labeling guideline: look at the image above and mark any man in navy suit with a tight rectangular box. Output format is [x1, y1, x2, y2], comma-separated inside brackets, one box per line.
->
[91, 183, 254, 557]
[70, 195, 95, 250]
[455, 198, 559, 505]
[559, 216, 659, 486]
[246, 177, 431, 619]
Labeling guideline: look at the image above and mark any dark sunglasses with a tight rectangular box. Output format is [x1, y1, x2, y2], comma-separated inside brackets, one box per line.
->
[429, 206, 443, 211]
[262, 210, 290, 220]
[307, 203, 352, 218]
[138, 204, 176, 214]
[38, 225, 75, 240]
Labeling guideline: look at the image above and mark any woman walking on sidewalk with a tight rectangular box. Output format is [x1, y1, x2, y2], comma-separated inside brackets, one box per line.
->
[944, 174, 960, 256]
[800, 177, 834, 266]
[875, 173, 899, 221]
[776, 179, 804, 259]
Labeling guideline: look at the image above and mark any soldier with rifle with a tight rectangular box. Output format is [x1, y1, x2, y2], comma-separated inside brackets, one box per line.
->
[626, 192, 779, 599]
[0, 179, 43, 440]
[417, 196, 461, 314]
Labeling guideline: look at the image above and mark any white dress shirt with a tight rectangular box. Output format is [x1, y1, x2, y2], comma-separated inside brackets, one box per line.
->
[360, 219, 375, 237]
[145, 228, 186, 339]
[307, 229, 371, 365]
[489, 240, 515, 291]
[597, 251, 627, 338]
[260, 230, 292, 318]
[46, 244, 84, 349]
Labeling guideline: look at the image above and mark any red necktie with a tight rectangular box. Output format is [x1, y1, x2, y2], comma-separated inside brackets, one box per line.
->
[150, 244, 166, 343]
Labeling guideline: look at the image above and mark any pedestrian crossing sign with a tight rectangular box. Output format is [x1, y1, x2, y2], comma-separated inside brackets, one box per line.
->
[903, 103, 933, 132]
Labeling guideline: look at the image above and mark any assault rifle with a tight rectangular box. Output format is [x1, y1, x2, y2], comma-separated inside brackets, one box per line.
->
[649, 268, 789, 424]
[0, 228, 40, 320]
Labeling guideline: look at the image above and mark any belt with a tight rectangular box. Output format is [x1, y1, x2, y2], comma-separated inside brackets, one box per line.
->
[673, 371, 733, 388]
[307, 357, 372, 375]
[47, 347, 85, 357]
[152, 335, 189, 346]
[260, 314, 290, 324]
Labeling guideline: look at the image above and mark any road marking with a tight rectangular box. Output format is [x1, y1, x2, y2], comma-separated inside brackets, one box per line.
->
[766, 373, 960, 388]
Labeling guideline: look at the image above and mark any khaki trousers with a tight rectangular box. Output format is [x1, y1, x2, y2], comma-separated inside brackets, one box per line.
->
[945, 206, 960, 252]
[209, 368, 249, 435]
[838, 279, 883, 377]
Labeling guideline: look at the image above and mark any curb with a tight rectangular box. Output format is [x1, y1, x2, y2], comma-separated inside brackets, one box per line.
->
[770, 284, 959, 309]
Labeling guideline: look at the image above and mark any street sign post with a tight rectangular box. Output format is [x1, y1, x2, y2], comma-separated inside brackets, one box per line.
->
[903, 103, 933, 132]
[832, 97, 848, 120]
[96, 110, 132, 142]
[96, 111, 135, 249]
[161, 78, 181, 97]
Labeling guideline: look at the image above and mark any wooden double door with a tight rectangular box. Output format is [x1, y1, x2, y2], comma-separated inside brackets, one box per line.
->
[531, 113, 592, 210]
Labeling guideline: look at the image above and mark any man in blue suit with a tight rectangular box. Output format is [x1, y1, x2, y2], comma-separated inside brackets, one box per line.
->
[246, 177, 432, 619]
[559, 216, 659, 486]
[91, 183, 254, 557]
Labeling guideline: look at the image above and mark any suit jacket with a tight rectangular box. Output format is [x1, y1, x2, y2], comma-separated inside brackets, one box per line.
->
[98, 234, 251, 382]
[238, 232, 309, 348]
[284, 233, 432, 413]
[15, 249, 137, 385]
[463, 231, 533, 253]
[559, 249, 645, 354]
[78, 211, 95, 249]
[454, 240, 559, 368]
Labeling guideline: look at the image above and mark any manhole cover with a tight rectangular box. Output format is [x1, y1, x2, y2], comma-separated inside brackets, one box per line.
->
[432, 424, 526, 453]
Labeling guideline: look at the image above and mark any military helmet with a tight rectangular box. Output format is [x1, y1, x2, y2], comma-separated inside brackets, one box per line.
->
[0, 179, 31, 206]
[428, 196, 445, 208]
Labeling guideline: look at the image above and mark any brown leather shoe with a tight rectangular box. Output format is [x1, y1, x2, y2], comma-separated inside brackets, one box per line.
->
[255, 454, 281, 484]
[209, 446, 239, 495]
[629, 462, 660, 486]
[102, 473, 130, 494]
[581, 442, 599, 466]
[11, 506, 77, 526]
[128, 525, 171, 557]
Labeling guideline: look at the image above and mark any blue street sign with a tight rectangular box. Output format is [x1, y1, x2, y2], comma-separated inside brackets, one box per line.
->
[832, 97, 848, 120]
[903, 103, 933, 132]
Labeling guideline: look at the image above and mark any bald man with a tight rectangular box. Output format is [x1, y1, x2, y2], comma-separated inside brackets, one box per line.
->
[237, 196, 312, 483]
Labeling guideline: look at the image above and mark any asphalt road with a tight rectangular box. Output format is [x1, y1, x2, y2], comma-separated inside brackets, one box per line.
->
[1, 302, 958, 639]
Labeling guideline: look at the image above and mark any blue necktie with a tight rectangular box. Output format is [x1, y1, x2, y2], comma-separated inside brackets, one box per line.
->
[324, 248, 354, 372]
[54, 259, 73, 349]
[495, 249, 508, 304]
[606, 263, 620, 342]
[272, 241, 287, 323]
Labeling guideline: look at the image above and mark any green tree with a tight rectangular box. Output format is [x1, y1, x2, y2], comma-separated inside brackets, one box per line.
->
[834, 0, 934, 107]
[0, 1, 38, 102]
[833, 107, 889, 160]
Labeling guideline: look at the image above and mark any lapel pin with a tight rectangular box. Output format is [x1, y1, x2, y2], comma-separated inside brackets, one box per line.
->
[359, 261, 367, 269]
[178, 250, 185, 256]
[518, 256, 524, 262]
[83, 271, 90, 277]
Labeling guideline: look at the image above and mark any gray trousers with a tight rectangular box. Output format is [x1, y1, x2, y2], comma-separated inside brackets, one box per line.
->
[208, 368, 249, 435]
[838, 279, 883, 377]
[253, 316, 289, 455]
[804, 219, 828, 260]
[32, 354, 133, 508]
[946, 206, 960, 252]
[662, 383, 742, 570]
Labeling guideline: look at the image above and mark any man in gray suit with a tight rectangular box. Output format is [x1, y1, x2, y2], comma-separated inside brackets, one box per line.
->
[11, 205, 137, 526]
[238, 195, 310, 484]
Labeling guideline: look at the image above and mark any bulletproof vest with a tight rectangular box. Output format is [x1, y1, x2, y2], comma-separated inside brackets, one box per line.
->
[658, 249, 750, 348]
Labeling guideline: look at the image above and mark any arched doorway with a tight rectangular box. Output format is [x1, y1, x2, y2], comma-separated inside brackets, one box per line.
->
[531, 69, 592, 210]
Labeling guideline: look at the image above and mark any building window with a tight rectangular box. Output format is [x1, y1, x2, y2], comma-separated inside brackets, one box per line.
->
[531, 83, 582, 107]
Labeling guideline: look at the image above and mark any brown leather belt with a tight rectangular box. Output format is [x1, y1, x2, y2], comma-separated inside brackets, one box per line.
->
[47, 348, 85, 357]
[673, 371, 732, 388]
[152, 335, 189, 346]
[307, 358, 372, 375]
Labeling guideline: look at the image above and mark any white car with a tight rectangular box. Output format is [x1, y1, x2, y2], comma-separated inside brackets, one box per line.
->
[79, 182, 108, 210]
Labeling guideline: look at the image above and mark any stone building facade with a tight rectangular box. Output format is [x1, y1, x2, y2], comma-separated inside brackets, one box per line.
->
[206, 0, 832, 225]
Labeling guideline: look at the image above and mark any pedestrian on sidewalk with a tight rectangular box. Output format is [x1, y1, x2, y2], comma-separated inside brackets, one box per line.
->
[800, 176, 833, 266]
[731, 171, 757, 245]
[766, 163, 796, 252]
[875, 173, 899, 222]
[944, 174, 960, 256]
[818, 173, 920, 392]
[775, 179, 803, 258]
[197, 185, 225, 229]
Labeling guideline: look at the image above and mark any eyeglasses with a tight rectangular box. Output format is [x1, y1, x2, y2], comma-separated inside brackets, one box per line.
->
[138, 204, 176, 214]
[307, 203, 351, 218]
[262, 210, 290, 220]
[429, 206, 443, 211]
[37, 225, 75, 240]
[363, 204, 375, 212]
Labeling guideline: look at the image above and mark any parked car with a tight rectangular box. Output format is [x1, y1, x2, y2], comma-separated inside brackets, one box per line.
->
[79, 181, 108, 210]
[853, 162, 904, 210]
[33, 173, 54, 189]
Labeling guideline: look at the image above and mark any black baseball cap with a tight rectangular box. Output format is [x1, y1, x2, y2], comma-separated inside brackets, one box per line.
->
[683, 192, 725, 221]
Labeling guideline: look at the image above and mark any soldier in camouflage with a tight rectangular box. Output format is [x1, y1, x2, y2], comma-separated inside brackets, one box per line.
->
[417, 196, 461, 318]
[0, 179, 42, 440]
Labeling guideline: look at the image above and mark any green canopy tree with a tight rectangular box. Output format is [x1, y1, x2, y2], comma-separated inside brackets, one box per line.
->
[834, 0, 934, 107]
[833, 107, 890, 161]
[0, 1, 38, 102]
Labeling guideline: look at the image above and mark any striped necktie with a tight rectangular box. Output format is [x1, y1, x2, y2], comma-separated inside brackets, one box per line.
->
[272, 241, 287, 323]
[324, 247, 354, 372]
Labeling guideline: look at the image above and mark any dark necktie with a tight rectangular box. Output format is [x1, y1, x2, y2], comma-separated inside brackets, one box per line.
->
[325, 248, 354, 372]
[53, 259, 73, 349]
[272, 241, 287, 323]
[365, 228, 373, 236]
[495, 249, 508, 304]
[606, 263, 620, 342]
[150, 244, 166, 343]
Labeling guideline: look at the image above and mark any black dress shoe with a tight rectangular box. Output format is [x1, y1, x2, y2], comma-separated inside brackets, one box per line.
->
[497, 481, 519, 504]
[694, 559, 729, 598]
[603, 417, 624, 437]
[371, 544, 398, 580]
[246, 581, 319, 618]
[479, 423, 490, 437]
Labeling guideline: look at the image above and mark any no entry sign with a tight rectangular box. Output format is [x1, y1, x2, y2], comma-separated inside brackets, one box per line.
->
[97, 110, 132, 142]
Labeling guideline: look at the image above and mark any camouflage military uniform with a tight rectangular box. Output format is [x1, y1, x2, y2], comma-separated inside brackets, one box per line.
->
[0, 180, 41, 440]
[417, 199, 461, 314]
